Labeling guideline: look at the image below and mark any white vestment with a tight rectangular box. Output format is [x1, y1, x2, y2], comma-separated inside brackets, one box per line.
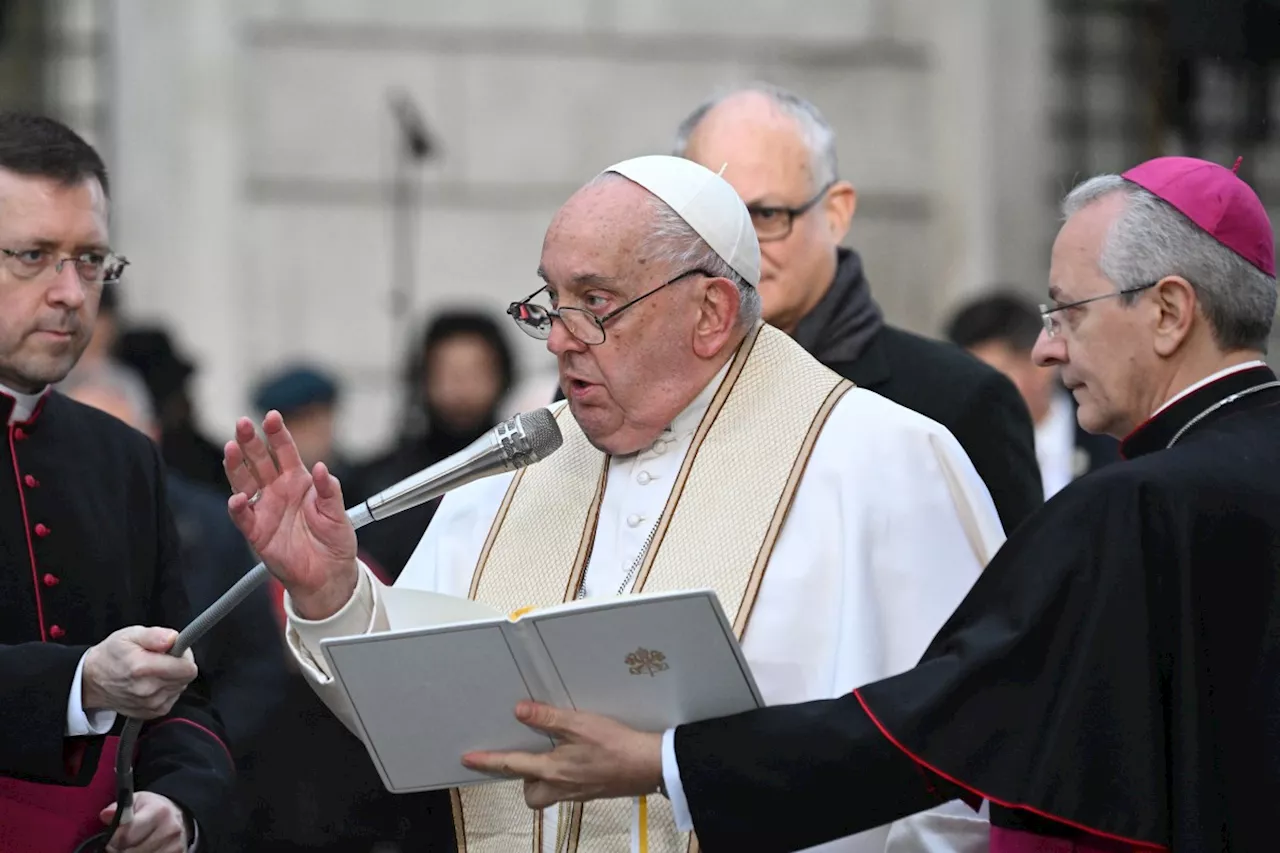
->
[287, 329, 1005, 853]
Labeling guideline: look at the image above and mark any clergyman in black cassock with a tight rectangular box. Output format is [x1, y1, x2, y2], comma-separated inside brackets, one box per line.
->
[675, 361, 1280, 851]
[455, 154, 1280, 853]
[0, 113, 233, 852]
[668, 158, 1280, 852]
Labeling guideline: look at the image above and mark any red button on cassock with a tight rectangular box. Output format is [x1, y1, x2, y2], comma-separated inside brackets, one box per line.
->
[23, 474, 37, 488]
[13, 428, 26, 440]
[42, 573, 58, 587]
[49, 625, 65, 639]
[33, 523, 49, 537]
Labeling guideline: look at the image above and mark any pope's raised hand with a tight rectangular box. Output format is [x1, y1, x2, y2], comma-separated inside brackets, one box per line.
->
[223, 410, 358, 620]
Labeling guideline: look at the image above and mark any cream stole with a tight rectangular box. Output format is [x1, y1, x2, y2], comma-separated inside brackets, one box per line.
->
[452, 324, 852, 853]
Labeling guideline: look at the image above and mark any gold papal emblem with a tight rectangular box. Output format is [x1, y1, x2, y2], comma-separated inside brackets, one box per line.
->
[626, 647, 669, 677]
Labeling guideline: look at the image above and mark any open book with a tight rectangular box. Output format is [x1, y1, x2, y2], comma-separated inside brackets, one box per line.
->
[318, 588, 763, 793]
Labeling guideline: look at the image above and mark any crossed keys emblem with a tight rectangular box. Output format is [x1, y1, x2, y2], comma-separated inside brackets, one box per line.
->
[626, 647, 669, 677]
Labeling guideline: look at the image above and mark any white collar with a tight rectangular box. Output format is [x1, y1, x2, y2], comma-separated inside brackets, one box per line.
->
[1152, 360, 1268, 417]
[0, 380, 48, 425]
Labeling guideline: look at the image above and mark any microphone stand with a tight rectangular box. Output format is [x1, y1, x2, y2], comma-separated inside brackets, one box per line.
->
[76, 505, 378, 853]
[77, 409, 560, 852]
[387, 88, 437, 362]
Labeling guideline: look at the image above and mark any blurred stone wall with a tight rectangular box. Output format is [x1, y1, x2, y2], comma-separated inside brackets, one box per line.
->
[44, 0, 1053, 456]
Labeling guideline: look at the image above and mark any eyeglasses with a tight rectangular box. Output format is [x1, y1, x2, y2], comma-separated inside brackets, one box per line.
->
[748, 181, 835, 242]
[507, 268, 714, 346]
[1038, 281, 1158, 337]
[0, 247, 129, 285]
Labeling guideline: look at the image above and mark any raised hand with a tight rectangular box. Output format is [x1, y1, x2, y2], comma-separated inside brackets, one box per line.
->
[224, 410, 358, 620]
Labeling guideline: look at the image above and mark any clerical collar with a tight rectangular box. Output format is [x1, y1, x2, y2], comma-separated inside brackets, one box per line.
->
[1150, 359, 1267, 416]
[1120, 362, 1279, 459]
[0, 380, 49, 425]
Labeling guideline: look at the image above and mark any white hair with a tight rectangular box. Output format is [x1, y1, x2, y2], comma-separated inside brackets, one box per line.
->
[59, 359, 156, 426]
[642, 191, 762, 330]
[1062, 174, 1277, 351]
[672, 82, 839, 193]
[586, 171, 761, 329]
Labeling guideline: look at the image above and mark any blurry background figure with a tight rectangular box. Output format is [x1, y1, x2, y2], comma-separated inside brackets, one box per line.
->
[252, 364, 351, 481]
[115, 326, 228, 493]
[58, 359, 290, 852]
[945, 291, 1119, 498]
[349, 309, 515, 579]
[71, 279, 121, 375]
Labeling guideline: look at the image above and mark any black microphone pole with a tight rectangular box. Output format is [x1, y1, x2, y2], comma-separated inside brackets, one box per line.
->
[387, 88, 437, 362]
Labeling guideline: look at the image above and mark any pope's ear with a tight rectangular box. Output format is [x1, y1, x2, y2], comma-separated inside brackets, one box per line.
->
[691, 276, 741, 358]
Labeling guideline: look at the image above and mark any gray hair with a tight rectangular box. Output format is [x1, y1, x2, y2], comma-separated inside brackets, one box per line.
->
[59, 359, 157, 427]
[1062, 174, 1277, 351]
[643, 192, 762, 330]
[586, 170, 761, 329]
[672, 82, 839, 193]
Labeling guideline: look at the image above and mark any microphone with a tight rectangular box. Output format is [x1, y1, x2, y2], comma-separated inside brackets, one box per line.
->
[81, 409, 563, 851]
[347, 406, 563, 530]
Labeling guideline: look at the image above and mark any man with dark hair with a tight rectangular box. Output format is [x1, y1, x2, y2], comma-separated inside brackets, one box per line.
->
[0, 112, 231, 852]
[946, 291, 1119, 496]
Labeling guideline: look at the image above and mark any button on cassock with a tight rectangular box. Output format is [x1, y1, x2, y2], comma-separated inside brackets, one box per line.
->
[42, 573, 58, 587]
[627, 514, 644, 528]
[637, 471, 653, 485]
[23, 474, 37, 488]
[49, 625, 65, 640]
[34, 523, 50, 537]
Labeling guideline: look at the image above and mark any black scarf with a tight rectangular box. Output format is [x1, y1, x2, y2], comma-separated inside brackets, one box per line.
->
[791, 248, 884, 364]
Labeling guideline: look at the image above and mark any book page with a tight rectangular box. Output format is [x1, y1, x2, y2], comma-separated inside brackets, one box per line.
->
[322, 621, 553, 792]
[530, 590, 762, 732]
[380, 586, 502, 631]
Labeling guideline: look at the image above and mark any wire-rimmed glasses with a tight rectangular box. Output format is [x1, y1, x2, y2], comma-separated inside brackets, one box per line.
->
[508, 267, 714, 346]
[0, 247, 130, 285]
[1038, 281, 1158, 337]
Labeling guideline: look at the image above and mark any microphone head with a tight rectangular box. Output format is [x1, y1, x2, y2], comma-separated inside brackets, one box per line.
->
[499, 408, 563, 468]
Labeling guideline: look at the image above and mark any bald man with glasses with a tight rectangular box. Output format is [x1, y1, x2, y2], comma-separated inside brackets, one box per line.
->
[669, 83, 1044, 535]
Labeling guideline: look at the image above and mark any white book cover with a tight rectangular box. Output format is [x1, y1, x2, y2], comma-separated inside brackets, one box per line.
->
[319, 588, 763, 793]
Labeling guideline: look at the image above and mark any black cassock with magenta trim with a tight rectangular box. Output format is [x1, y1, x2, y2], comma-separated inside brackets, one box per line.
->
[0, 389, 233, 852]
[674, 364, 1280, 853]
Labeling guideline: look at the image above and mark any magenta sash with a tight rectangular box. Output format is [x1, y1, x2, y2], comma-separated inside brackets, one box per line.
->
[0, 736, 119, 852]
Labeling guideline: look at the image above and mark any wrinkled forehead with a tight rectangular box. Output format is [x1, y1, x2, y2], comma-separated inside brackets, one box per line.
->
[538, 180, 659, 293]
[1049, 199, 1120, 298]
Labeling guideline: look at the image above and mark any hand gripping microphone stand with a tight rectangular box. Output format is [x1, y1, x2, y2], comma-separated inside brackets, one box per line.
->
[75, 408, 562, 852]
